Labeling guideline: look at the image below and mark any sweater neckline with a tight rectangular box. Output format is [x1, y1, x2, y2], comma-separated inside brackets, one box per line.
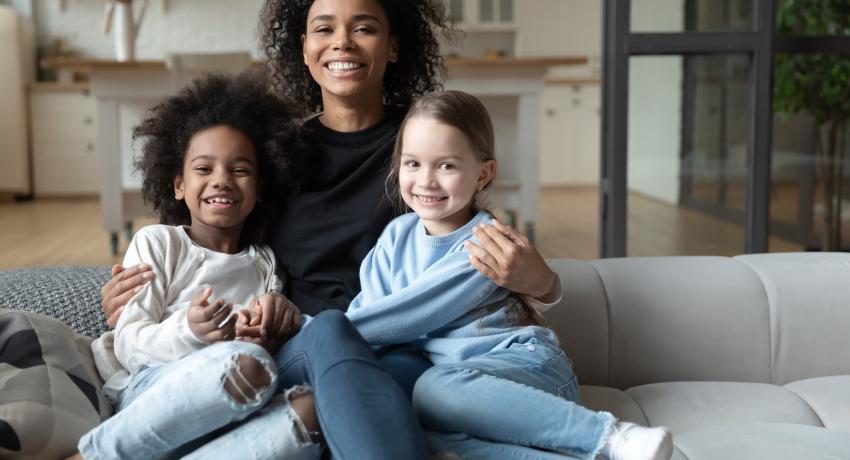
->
[417, 211, 491, 248]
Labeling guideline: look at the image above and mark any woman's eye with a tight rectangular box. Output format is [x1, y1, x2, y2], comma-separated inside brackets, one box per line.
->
[439, 162, 454, 170]
[194, 166, 211, 173]
[313, 26, 332, 34]
[403, 160, 419, 168]
[354, 26, 374, 33]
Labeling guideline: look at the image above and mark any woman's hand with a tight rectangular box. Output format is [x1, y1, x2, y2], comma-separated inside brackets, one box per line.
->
[464, 220, 558, 302]
[187, 287, 236, 344]
[101, 264, 156, 327]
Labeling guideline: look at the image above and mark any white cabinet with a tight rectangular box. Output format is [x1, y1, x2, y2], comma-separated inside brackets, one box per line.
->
[515, 0, 602, 57]
[29, 86, 100, 195]
[540, 83, 600, 185]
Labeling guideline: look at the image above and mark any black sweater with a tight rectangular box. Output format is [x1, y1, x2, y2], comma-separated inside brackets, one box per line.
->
[270, 108, 405, 315]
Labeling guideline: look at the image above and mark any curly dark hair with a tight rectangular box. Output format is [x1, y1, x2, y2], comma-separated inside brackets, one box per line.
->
[259, 0, 454, 113]
[133, 71, 305, 247]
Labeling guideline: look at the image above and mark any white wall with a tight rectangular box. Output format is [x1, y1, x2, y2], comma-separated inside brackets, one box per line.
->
[32, 0, 264, 60]
[627, 0, 684, 204]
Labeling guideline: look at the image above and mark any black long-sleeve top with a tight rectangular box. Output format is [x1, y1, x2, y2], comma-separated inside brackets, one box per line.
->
[270, 107, 406, 315]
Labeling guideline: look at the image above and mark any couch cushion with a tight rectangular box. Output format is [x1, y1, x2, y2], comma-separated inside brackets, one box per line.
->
[0, 309, 113, 459]
[785, 375, 850, 433]
[626, 382, 822, 435]
[672, 423, 850, 460]
[735, 253, 850, 385]
[579, 385, 649, 426]
[0, 266, 111, 338]
[590, 257, 771, 389]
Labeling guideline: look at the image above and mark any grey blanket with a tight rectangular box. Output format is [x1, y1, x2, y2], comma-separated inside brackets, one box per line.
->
[0, 267, 111, 338]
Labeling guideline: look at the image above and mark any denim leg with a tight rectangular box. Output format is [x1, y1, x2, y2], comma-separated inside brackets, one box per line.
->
[375, 345, 434, 400]
[182, 389, 323, 460]
[413, 339, 614, 460]
[274, 310, 426, 460]
[427, 432, 585, 460]
[78, 341, 277, 460]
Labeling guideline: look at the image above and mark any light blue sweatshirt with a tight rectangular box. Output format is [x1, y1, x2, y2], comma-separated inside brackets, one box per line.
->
[346, 211, 559, 364]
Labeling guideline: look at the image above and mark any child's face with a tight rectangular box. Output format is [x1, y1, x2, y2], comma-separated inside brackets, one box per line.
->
[174, 125, 258, 242]
[302, 0, 399, 105]
[398, 117, 496, 236]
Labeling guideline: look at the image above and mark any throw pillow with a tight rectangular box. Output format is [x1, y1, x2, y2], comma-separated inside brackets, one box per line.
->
[0, 308, 113, 459]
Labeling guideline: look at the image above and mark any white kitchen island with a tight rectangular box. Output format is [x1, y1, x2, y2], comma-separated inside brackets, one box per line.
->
[42, 56, 585, 253]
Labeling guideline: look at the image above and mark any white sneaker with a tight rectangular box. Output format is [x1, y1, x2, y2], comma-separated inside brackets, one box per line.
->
[600, 421, 673, 460]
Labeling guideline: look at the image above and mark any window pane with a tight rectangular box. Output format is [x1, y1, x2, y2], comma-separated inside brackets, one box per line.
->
[500, 0, 513, 22]
[776, 0, 850, 36]
[448, 0, 464, 23]
[770, 53, 850, 252]
[631, 0, 752, 33]
[628, 54, 754, 256]
[480, 0, 494, 22]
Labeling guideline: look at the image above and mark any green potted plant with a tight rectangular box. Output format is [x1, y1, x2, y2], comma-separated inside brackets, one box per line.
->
[774, 0, 850, 250]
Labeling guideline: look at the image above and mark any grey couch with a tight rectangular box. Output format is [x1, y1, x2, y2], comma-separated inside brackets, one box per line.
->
[2, 253, 849, 459]
[546, 252, 850, 460]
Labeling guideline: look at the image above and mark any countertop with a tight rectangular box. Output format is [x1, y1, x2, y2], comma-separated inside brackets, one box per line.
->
[41, 56, 589, 72]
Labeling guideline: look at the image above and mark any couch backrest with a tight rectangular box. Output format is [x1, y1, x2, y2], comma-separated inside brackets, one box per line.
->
[545, 253, 850, 389]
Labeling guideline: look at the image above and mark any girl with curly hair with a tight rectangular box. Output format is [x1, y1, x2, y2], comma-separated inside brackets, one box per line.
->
[100, 0, 562, 457]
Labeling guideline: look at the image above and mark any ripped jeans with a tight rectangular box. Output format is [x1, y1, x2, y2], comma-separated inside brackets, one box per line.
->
[78, 340, 320, 460]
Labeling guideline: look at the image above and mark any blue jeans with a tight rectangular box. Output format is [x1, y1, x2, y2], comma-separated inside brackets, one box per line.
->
[272, 310, 427, 460]
[79, 340, 319, 459]
[413, 337, 614, 460]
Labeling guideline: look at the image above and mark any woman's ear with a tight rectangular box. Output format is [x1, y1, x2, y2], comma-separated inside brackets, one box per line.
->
[389, 35, 399, 63]
[174, 176, 185, 200]
[478, 159, 497, 191]
[302, 34, 308, 65]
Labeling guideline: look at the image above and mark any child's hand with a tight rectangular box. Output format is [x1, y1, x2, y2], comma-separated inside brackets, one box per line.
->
[237, 292, 302, 353]
[187, 287, 236, 344]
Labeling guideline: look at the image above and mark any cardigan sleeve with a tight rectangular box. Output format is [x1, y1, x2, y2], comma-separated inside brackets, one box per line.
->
[112, 227, 207, 374]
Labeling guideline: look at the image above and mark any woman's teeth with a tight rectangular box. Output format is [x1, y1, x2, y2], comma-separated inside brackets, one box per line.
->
[327, 61, 363, 72]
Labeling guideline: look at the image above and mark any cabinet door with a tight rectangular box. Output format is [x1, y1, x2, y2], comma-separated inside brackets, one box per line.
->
[29, 91, 100, 195]
[540, 85, 600, 185]
[515, 0, 564, 57]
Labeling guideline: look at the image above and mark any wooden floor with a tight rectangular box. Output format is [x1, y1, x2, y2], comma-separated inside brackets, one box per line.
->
[0, 189, 803, 270]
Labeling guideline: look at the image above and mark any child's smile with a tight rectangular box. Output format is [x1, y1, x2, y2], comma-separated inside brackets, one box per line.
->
[174, 125, 258, 253]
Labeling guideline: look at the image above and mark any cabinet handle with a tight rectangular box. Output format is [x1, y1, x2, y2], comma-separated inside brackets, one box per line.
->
[81, 142, 95, 153]
[83, 116, 94, 125]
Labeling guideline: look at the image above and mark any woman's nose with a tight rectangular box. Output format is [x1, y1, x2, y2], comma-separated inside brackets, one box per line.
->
[332, 30, 355, 51]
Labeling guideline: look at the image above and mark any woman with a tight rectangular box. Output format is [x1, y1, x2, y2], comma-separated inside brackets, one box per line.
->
[101, 0, 561, 457]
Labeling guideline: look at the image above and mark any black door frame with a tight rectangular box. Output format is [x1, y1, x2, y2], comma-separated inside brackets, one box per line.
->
[601, 0, 775, 257]
[601, 0, 850, 258]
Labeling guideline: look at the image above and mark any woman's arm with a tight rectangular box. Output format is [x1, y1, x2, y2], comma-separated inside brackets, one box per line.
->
[464, 220, 560, 303]
[101, 263, 156, 327]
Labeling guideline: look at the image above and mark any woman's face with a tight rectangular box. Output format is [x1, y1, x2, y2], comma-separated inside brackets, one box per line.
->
[302, 0, 398, 106]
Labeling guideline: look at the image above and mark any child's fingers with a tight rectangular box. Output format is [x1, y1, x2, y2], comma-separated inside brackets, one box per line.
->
[191, 287, 213, 308]
[260, 298, 274, 338]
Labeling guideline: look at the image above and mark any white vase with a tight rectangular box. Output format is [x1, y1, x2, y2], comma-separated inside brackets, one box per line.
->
[113, 2, 134, 61]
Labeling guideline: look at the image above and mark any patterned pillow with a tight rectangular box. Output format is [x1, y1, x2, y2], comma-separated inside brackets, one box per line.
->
[0, 308, 113, 459]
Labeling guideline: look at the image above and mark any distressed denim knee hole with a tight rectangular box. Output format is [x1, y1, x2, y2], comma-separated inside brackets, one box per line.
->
[223, 354, 273, 404]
